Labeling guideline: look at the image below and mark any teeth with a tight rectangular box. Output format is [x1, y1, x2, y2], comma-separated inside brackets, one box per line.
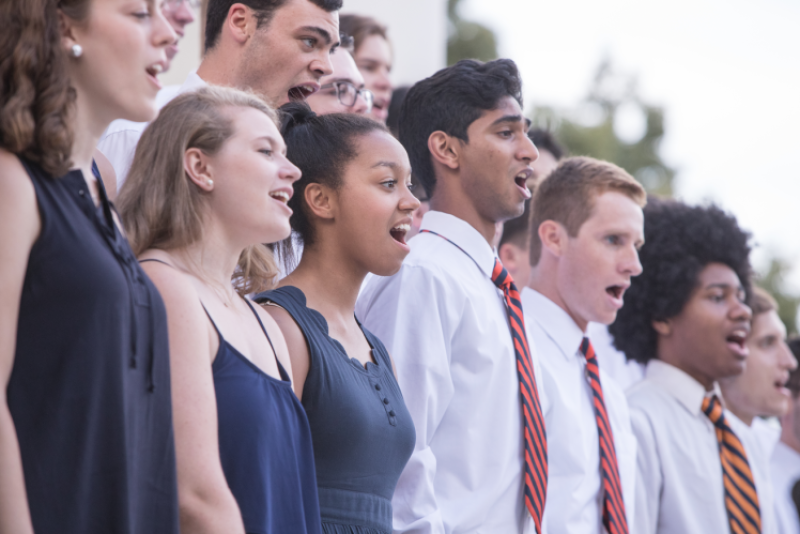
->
[270, 191, 290, 203]
[392, 224, 410, 233]
[150, 64, 163, 74]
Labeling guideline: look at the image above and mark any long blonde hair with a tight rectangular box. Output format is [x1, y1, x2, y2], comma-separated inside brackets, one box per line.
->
[118, 86, 281, 295]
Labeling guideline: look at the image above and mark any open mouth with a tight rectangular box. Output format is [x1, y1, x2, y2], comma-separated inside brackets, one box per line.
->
[146, 63, 163, 78]
[725, 330, 748, 357]
[288, 84, 318, 102]
[514, 170, 533, 198]
[390, 223, 410, 245]
[270, 190, 291, 204]
[606, 285, 624, 300]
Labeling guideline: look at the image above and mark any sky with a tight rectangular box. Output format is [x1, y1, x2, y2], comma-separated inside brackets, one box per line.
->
[461, 0, 800, 293]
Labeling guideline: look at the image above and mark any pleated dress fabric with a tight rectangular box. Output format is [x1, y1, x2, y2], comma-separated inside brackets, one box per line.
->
[255, 286, 416, 534]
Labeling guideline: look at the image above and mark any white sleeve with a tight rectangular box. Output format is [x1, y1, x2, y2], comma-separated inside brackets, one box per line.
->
[96, 126, 143, 188]
[357, 264, 457, 534]
[629, 406, 661, 534]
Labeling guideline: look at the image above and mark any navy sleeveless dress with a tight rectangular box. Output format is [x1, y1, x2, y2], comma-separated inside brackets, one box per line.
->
[9, 157, 179, 533]
[254, 286, 416, 534]
[208, 298, 322, 534]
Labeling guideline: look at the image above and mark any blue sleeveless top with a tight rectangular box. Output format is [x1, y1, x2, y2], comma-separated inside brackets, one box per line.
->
[10, 158, 179, 533]
[209, 298, 322, 534]
[254, 286, 415, 534]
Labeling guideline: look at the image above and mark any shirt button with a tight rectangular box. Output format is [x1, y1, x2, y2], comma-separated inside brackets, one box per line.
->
[383, 398, 390, 404]
[389, 410, 396, 417]
[78, 189, 85, 196]
[374, 384, 381, 391]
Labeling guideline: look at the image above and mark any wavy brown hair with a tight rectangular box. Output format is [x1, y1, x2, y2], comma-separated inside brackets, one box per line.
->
[0, 0, 90, 177]
[118, 86, 281, 296]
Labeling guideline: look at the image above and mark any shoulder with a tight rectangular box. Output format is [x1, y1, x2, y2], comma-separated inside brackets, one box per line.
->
[261, 300, 309, 358]
[139, 257, 204, 324]
[0, 150, 39, 234]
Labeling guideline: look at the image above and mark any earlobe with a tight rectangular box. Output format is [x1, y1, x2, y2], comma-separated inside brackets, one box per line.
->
[184, 148, 214, 192]
[652, 319, 672, 337]
[227, 4, 254, 44]
[428, 131, 460, 171]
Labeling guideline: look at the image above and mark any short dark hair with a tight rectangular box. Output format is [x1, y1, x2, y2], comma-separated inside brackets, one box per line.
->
[398, 58, 523, 199]
[528, 128, 565, 161]
[277, 102, 388, 266]
[338, 14, 388, 53]
[386, 85, 410, 138]
[205, 0, 343, 52]
[609, 199, 753, 364]
[498, 128, 565, 248]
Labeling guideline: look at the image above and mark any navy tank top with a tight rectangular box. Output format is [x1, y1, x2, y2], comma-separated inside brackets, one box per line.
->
[255, 286, 416, 534]
[9, 157, 179, 534]
[208, 298, 322, 534]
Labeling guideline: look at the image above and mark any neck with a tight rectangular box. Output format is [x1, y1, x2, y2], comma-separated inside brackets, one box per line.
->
[528, 263, 588, 332]
[728, 405, 755, 426]
[71, 89, 107, 176]
[780, 414, 800, 455]
[196, 49, 238, 89]
[168, 221, 244, 294]
[279, 238, 366, 322]
[428, 179, 497, 246]
[657, 343, 716, 391]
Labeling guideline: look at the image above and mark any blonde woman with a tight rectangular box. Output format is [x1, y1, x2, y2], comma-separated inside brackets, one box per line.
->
[118, 87, 322, 534]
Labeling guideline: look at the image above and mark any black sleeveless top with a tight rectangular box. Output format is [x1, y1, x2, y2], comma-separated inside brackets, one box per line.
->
[255, 286, 415, 534]
[205, 298, 323, 534]
[9, 157, 179, 534]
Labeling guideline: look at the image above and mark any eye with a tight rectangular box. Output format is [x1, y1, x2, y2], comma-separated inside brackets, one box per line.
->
[407, 182, 416, 192]
[605, 235, 621, 246]
[259, 148, 273, 157]
[498, 130, 513, 139]
[381, 179, 398, 189]
[301, 37, 317, 49]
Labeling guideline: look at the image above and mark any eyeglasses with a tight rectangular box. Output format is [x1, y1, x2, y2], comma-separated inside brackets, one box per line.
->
[319, 81, 374, 112]
[162, 0, 201, 12]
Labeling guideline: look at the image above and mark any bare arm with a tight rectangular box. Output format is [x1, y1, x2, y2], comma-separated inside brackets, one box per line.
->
[264, 305, 310, 400]
[0, 151, 40, 534]
[141, 262, 245, 534]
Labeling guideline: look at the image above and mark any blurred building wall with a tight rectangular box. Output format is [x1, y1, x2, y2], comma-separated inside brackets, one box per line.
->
[161, 0, 448, 88]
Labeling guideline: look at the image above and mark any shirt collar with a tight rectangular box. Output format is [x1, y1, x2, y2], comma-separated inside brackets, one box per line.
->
[520, 288, 585, 361]
[418, 210, 497, 278]
[645, 359, 721, 416]
[181, 71, 207, 93]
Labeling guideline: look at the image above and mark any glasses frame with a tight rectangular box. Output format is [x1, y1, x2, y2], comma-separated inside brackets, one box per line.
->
[319, 81, 374, 113]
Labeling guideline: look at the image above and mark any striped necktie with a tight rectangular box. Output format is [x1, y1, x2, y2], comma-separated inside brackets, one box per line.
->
[491, 259, 548, 533]
[702, 394, 762, 534]
[579, 337, 629, 534]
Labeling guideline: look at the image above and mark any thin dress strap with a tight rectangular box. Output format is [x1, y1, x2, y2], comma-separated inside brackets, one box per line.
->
[242, 298, 278, 364]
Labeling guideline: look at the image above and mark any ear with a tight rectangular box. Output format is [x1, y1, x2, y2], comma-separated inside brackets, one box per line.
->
[499, 242, 525, 274]
[428, 131, 461, 172]
[303, 183, 337, 221]
[652, 319, 672, 337]
[227, 3, 256, 45]
[184, 148, 215, 192]
[538, 220, 567, 259]
[57, 6, 80, 53]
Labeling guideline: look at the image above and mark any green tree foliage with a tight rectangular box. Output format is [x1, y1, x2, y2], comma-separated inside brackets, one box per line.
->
[447, 0, 498, 65]
[531, 58, 676, 197]
[755, 257, 800, 335]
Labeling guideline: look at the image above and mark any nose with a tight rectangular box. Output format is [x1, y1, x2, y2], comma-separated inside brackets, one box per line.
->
[175, 0, 195, 25]
[153, 3, 178, 48]
[730, 298, 753, 323]
[519, 134, 539, 164]
[780, 340, 799, 370]
[353, 92, 370, 115]
[622, 246, 643, 277]
[312, 52, 334, 79]
[400, 183, 421, 212]
[279, 154, 302, 184]
[374, 68, 391, 92]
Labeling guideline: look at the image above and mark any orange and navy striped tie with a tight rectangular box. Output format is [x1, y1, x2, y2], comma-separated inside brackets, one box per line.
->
[702, 395, 762, 534]
[579, 337, 629, 534]
[491, 259, 548, 533]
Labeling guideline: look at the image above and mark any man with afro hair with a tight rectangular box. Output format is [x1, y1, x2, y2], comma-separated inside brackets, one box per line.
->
[609, 198, 760, 534]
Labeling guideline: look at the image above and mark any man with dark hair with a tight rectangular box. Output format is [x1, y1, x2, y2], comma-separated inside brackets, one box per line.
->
[773, 339, 800, 534]
[99, 0, 341, 185]
[357, 59, 544, 534]
[609, 199, 760, 534]
[498, 128, 564, 285]
[522, 156, 646, 534]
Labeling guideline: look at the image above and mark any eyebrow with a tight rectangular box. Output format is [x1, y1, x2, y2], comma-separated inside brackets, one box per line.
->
[491, 114, 526, 127]
[256, 135, 285, 150]
[299, 26, 339, 48]
[704, 283, 743, 292]
[372, 161, 398, 169]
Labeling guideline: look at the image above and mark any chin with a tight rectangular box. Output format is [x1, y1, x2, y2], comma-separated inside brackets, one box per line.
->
[123, 100, 158, 124]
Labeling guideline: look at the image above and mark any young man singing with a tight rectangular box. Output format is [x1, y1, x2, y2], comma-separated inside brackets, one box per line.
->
[610, 199, 758, 534]
[356, 59, 545, 534]
[522, 156, 645, 534]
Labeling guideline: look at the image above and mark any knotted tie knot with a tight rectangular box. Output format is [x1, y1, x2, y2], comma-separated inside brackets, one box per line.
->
[491, 258, 514, 291]
[702, 394, 727, 429]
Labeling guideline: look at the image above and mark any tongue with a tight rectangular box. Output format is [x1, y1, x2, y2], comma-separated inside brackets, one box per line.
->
[390, 230, 406, 245]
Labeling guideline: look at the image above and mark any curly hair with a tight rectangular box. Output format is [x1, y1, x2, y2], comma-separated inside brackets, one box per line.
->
[608, 198, 753, 364]
[0, 0, 89, 177]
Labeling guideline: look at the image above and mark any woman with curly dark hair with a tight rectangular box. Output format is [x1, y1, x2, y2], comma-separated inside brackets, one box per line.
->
[0, 1, 176, 533]
[609, 199, 759, 534]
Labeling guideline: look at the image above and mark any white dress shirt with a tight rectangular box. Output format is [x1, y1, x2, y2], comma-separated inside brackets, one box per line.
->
[627, 359, 730, 534]
[772, 441, 800, 534]
[727, 412, 777, 534]
[585, 323, 644, 391]
[356, 211, 542, 534]
[97, 72, 206, 187]
[521, 288, 636, 534]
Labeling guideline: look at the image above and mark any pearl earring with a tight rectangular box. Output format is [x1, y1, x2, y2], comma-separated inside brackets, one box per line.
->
[207, 180, 214, 187]
[70, 44, 83, 58]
